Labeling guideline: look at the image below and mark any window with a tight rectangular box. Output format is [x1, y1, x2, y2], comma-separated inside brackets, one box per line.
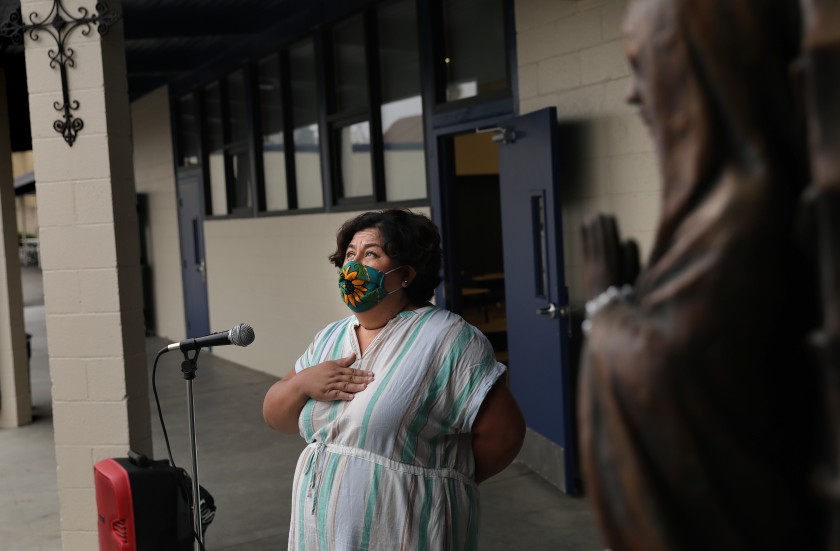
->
[328, 1, 427, 204]
[289, 38, 324, 209]
[205, 70, 255, 216]
[379, 0, 426, 200]
[336, 120, 373, 198]
[205, 81, 227, 215]
[179, 0, 516, 218]
[441, 0, 509, 102]
[333, 16, 369, 113]
[175, 94, 200, 168]
[257, 54, 289, 211]
[226, 70, 253, 214]
[331, 15, 374, 203]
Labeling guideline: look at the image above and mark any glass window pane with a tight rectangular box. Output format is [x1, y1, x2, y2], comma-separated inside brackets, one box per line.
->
[332, 15, 369, 113]
[379, 0, 426, 200]
[338, 121, 373, 198]
[442, 0, 508, 102]
[176, 94, 200, 167]
[290, 38, 323, 209]
[209, 151, 227, 215]
[227, 69, 250, 144]
[379, 0, 420, 104]
[381, 98, 426, 200]
[204, 82, 224, 152]
[258, 55, 288, 211]
[231, 148, 252, 213]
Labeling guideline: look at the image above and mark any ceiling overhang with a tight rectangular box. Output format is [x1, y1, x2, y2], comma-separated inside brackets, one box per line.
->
[0, 0, 342, 151]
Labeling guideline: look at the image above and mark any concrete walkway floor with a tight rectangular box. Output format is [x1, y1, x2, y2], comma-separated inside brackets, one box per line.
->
[0, 267, 607, 550]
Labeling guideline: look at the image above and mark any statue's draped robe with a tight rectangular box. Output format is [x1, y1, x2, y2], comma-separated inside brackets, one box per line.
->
[578, 2, 832, 549]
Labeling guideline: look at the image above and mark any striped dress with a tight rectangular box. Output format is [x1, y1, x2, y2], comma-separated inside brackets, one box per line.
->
[289, 305, 505, 551]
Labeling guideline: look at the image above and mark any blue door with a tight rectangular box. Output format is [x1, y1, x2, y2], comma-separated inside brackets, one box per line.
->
[177, 170, 210, 338]
[498, 107, 576, 493]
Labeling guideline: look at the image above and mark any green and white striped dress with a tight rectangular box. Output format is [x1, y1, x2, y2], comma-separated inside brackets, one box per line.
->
[289, 305, 505, 551]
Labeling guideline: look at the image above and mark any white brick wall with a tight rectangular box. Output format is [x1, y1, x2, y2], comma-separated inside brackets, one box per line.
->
[130, 86, 186, 342]
[515, 0, 660, 305]
[21, 0, 152, 546]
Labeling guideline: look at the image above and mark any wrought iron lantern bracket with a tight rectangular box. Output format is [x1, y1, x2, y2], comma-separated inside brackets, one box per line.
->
[0, 1, 121, 146]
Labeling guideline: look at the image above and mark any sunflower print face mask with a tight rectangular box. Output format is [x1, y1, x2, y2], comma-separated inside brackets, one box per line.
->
[339, 261, 403, 313]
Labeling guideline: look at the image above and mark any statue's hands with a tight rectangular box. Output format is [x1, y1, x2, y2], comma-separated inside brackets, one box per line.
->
[581, 214, 640, 300]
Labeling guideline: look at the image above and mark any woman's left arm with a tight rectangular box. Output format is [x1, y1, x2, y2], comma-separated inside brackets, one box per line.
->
[471, 380, 526, 483]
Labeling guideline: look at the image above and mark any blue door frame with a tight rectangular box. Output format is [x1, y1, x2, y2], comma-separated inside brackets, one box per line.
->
[498, 107, 577, 494]
[176, 169, 211, 338]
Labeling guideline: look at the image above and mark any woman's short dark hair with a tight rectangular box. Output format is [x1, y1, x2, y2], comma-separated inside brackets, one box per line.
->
[329, 209, 443, 304]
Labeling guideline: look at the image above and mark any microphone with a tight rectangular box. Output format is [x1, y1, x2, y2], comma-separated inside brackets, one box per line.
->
[166, 323, 255, 353]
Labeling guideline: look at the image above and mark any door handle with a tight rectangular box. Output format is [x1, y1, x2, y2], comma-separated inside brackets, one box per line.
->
[536, 303, 573, 335]
[536, 303, 557, 319]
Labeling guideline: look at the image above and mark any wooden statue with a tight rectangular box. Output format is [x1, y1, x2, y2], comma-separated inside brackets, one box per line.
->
[578, 0, 840, 549]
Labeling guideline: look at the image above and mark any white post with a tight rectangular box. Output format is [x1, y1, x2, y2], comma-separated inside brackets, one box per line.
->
[20, 0, 153, 547]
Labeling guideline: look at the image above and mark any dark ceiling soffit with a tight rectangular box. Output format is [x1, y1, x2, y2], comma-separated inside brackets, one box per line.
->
[163, 5, 323, 98]
[1, 0, 383, 144]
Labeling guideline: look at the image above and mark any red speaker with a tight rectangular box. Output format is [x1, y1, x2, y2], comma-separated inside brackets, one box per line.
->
[94, 453, 196, 551]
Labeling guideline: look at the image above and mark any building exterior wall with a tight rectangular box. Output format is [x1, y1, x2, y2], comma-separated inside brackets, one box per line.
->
[131, 86, 186, 341]
[130, 0, 659, 376]
[203, 207, 431, 377]
[515, 0, 659, 306]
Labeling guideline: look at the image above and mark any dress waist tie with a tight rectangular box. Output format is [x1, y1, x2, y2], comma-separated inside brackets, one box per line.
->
[304, 442, 328, 515]
[303, 441, 477, 515]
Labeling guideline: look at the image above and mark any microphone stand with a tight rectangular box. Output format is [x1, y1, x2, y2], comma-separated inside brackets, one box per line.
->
[180, 349, 204, 551]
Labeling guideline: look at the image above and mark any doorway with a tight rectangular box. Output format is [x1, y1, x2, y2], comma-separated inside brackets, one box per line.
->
[446, 132, 508, 363]
[176, 168, 210, 338]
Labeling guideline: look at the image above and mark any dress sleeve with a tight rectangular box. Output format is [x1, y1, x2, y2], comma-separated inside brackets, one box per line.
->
[451, 327, 506, 433]
[294, 339, 317, 373]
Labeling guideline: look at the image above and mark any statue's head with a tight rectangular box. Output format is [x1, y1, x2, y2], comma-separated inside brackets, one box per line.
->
[623, 0, 806, 231]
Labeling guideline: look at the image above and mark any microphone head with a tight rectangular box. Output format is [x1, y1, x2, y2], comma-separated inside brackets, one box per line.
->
[229, 323, 255, 347]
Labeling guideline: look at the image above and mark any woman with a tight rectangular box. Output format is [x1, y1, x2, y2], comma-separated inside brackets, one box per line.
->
[263, 209, 525, 551]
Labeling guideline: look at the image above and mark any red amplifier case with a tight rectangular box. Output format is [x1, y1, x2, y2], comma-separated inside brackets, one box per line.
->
[94, 455, 193, 551]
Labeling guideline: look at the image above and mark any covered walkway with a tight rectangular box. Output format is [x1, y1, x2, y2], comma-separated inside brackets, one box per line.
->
[0, 266, 606, 550]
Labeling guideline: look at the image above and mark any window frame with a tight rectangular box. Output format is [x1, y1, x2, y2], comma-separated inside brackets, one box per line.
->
[169, 0, 517, 219]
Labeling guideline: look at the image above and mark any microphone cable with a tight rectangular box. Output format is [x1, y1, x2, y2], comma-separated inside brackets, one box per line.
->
[152, 347, 177, 468]
[152, 346, 208, 551]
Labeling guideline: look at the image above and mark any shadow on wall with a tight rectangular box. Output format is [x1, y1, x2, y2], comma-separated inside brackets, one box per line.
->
[556, 121, 593, 203]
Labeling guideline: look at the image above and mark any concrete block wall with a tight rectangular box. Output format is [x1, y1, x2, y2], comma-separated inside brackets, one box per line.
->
[131, 86, 186, 342]
[515, 0, 660, 306]
[21, 0, 151, 547]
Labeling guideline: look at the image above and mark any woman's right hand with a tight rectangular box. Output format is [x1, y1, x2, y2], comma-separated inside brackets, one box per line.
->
[263, 353, 373, 434]
[296, 353, 374, 401]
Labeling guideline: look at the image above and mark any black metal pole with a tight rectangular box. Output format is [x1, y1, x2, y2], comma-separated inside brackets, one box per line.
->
[181, 351, 204, 550]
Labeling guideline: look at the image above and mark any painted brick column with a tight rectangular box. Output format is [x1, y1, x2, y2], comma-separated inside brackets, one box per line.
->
[20, 0, 152, 548]
[0, 69, 31, 428]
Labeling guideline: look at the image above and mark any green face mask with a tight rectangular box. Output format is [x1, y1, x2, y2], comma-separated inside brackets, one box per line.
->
[339, 261, 402, 313]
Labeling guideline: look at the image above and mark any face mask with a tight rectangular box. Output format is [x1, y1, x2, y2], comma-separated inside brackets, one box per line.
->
[339, 261, 403, 313]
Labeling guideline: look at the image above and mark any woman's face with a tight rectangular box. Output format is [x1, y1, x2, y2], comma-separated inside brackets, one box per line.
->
[344, 227, 400, 274]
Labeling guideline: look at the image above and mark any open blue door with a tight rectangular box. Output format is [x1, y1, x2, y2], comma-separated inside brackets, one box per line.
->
[177, 170, 210, 338]
[498, 107, 576, 493]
